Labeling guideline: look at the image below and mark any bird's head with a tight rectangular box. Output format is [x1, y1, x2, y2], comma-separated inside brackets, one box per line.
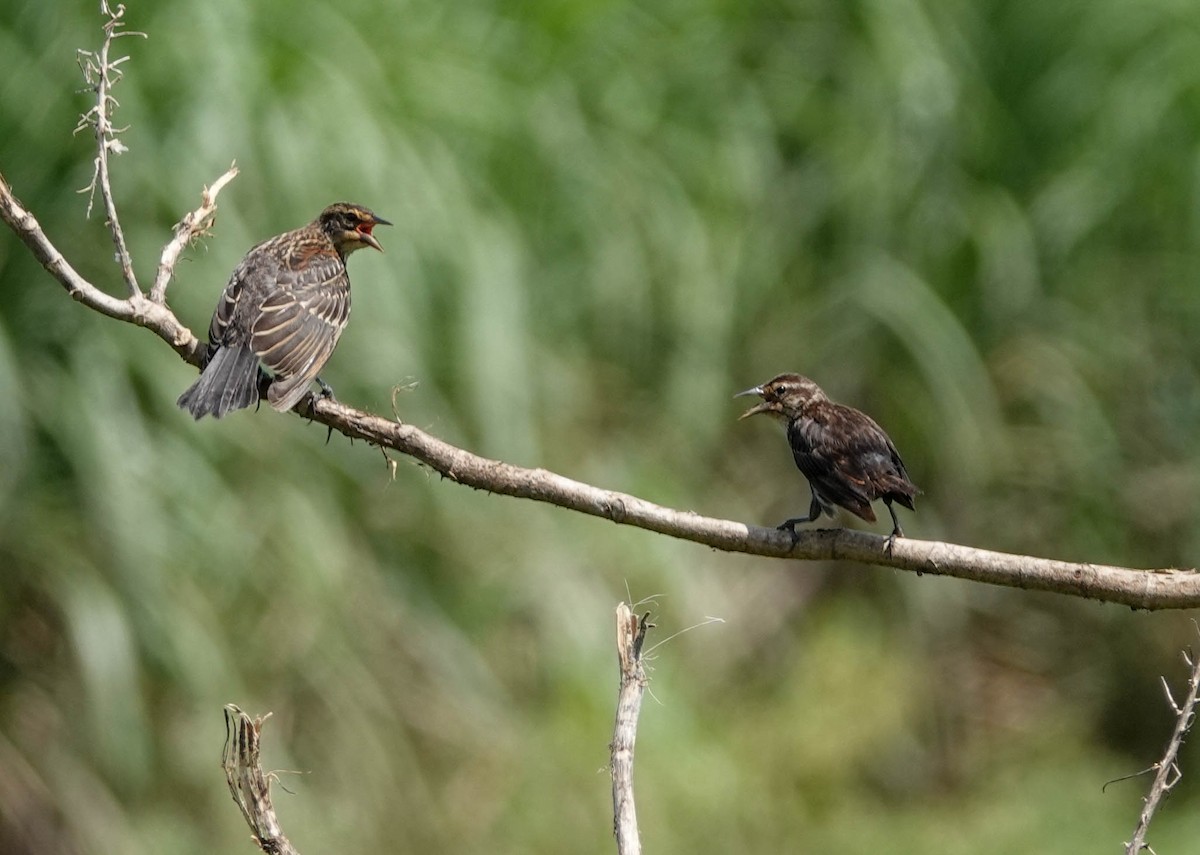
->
[318, 202, 391, 255]
[735, 373, 827, 422]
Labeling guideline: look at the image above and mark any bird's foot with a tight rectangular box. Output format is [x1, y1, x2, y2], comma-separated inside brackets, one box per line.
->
[298, 393, 336, 444]
[776, 518, 806, 548]
[884, 528, 904, 555]
[309, 378, 337, 442]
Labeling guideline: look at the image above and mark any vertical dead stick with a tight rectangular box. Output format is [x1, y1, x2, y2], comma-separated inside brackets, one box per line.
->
[1124, 629, 1200, 854]
[611, 603, 653, 855]
[75, 0, 146, 297]
[222, 705, 301, 855]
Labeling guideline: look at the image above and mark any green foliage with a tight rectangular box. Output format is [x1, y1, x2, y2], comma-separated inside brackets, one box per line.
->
[3, 0, 1200, 851]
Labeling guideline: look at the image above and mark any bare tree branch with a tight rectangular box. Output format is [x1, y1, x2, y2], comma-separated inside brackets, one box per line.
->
[150, 162, 239, 304]
[306, 394, 1200, 609]
[1124, 632, 1200, 853]
[4, 165, 1200, 606]
[3, 3, 1200, 611]
[75, 0, 146, 297]
[0, 171, 212, 366]
[222, 705, 301, 855]
[611, 604, 652, 855]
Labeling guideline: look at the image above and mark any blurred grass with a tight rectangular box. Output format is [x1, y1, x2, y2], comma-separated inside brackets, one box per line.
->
[4, 0, 1200, 852]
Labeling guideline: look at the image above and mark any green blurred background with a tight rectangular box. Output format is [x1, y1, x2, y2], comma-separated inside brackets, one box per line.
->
[3, 0, 1200, 851]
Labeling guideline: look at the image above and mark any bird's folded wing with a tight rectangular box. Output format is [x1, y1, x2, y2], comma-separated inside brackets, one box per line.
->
[250, 259, 350, 383]
[791, 408, 911, 514]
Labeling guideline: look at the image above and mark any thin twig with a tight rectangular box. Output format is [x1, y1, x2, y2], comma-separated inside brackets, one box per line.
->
[150, 162, 239, 303]
[641, 616, 725, 659]
[75, 0, 146, 297]
[1123, 629, 1200, 853]
[222, 705, 301, 855]
[611, 604, 653, 855]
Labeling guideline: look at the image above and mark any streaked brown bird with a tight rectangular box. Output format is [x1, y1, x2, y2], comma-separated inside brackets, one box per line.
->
[737, 373, 918, 542]
[177, 202, 390, 419]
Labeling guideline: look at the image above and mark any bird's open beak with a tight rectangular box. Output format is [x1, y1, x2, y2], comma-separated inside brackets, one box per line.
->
[357, 214, 391, 252]
[734, 385, 769, 420]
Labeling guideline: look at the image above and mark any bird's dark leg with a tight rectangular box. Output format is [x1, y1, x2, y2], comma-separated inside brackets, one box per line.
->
[255, 368, 272, 412]
[884, 498, 905, 554]
[310, 377, 337, 443]
[778, 491, 825, 535]
[299, 377, 337, 444]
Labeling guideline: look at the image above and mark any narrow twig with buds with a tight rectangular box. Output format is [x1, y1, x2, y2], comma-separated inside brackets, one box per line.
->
[150, 162, 239, 303]
[75, 0, 146, 297]
[1124, 630, 1200, 854]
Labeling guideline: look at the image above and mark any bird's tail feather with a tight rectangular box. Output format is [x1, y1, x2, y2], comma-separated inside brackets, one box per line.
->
[176, 345, 260, 419]
[883, 481, 917, 510]
[266, 371, 315, 413]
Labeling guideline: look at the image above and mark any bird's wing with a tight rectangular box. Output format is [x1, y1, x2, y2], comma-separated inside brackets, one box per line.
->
[250, 250, 350, 394]
[789, 405, 916, 518]
[874, 426, 917, 508]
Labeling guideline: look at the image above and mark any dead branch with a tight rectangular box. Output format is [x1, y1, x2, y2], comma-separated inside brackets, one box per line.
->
[2, 163, 1200, 606]
[0, 171, 215, 366]
[2, 4, 1200, 610]
[75, 0, 146, 297]
[1124, 630, 1200, 853]
[222, 705, 301, 855]
[611, 604, 653, 855]
[150, 162, 239, 303]
[304, 397, 1200, 609]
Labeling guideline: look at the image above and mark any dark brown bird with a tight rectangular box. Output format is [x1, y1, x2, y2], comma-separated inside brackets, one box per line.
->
[737, 373, 918, 542]
[177, 202, 390, 419]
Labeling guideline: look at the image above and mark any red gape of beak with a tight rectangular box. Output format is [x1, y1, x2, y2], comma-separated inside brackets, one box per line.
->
[356, 216, 391, 252]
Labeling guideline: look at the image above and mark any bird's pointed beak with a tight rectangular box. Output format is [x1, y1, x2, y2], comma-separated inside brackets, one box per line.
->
[358, 216, 391, 253]
[734, 385, 769, 420]
[738, 401, 773, 421]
